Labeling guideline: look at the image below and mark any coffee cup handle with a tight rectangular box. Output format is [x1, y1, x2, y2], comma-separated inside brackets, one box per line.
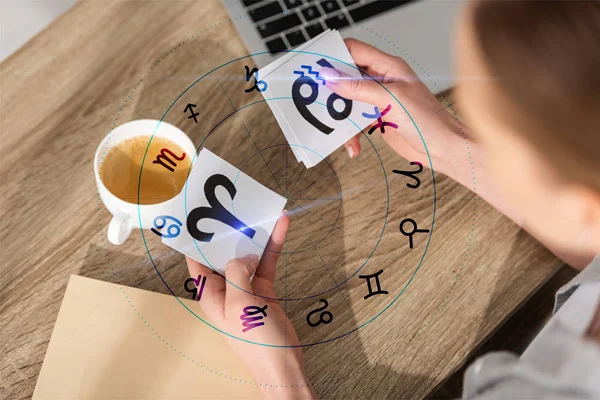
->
[108, 212, 133, 245]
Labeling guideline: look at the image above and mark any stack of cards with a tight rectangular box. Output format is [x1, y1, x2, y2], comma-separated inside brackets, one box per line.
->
[259, 29, 375, 168]
[160, 149, 287, 275]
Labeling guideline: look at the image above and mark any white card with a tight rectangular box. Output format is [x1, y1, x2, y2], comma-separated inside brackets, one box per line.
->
[260, 30, 336, 165]
[161, 148, 287, 276]
[260, 30, 375, 168]
[260, 29, 333, 80]
[260, 29, 334, 165]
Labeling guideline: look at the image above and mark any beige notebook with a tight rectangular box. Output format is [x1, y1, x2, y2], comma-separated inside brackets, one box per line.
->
[34, 275, 261, 399]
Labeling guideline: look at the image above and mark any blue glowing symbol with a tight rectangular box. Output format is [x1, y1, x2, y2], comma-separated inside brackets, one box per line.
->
[245, 66, 268, 93]
[151, 215, 183, 239]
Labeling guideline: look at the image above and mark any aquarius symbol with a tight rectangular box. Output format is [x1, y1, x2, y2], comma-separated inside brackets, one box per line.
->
[362, 104, 398, 135]
[306, 299, 333, 327]
[293, 65, 326, 85]
[244, 65, 267, 93]
[151, 215, 182, 238]
[240, 305, 268, 333]
[186, 174, 257, 243]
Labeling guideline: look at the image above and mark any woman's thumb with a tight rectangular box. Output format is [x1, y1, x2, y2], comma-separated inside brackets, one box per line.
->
[320, 67, 386, 108]
[225, 254, 260, 307]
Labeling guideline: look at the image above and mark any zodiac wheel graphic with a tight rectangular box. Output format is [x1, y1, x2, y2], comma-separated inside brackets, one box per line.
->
[134, 48, 435, 346]
[97, 15, 477, 396]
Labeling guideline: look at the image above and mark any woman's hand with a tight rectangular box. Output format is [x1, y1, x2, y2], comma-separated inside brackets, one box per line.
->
[321, 39, 468, 178]
[185, 214, 316, 399]
[324, 40, 599, 270]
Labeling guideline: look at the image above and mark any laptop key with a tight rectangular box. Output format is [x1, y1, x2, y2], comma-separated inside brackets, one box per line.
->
[320, 0, 341, 13]
[305, 22, 325, 38]
[349, 0, 414, 23]
[301, 4, 322, 21]
[242, 0, 265, 7]
[341, 0, 360, 6]
[265, 37, 288, 54]
[286, 29, 307, 47]
[325, 13, 350, 29]
[283, 0, 303, 10]
[257, 13, 302, 38]
[249, 1, 284, 23]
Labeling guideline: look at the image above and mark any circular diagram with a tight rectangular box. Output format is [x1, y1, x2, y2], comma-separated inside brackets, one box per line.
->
[134, 49, 435, 347]
[97, 16, 477, 394]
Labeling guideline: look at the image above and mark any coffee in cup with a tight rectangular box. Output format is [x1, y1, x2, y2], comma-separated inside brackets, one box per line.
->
[94, 119, 196, 245]
[99, 135, 191, 205]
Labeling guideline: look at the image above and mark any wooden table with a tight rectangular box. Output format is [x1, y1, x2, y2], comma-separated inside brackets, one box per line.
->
[0, 1, 563, 399]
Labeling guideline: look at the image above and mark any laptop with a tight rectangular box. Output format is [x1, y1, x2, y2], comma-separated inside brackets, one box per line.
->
[222, 0, 465, 93]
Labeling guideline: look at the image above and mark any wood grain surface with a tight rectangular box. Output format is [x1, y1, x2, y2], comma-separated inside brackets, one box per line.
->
[0, 1, 564, 399]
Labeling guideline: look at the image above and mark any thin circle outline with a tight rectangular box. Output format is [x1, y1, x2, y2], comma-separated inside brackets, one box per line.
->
[136, 51, 436, 347]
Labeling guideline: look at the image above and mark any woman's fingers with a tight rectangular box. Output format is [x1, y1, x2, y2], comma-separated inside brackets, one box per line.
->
[185, 256, 226, 317]
[320, 38, 418, 107]
[321, 38, 418, 159]
[345, 38, 417, 81]
[321, 67, 388, 108]
[321, 67, 390, 160]
[345, 38, 398, 74]
[225, 255, 260, 312]
[344, 134, 361, 158]
[254, 213, 290, 284]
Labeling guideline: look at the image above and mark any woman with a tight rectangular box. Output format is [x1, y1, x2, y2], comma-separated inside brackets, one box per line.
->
[186, 1, 600, 398]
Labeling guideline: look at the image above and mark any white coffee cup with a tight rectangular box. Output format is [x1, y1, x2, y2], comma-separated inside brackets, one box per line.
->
[94, 119, 196, 245]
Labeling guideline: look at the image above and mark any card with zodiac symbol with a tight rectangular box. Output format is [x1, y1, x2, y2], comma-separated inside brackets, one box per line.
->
[259, 29, 374, 168]
[161, 148, 287, 275]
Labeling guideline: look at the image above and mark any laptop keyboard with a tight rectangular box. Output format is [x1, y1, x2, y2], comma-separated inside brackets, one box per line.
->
[242, 0, 418, 54]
